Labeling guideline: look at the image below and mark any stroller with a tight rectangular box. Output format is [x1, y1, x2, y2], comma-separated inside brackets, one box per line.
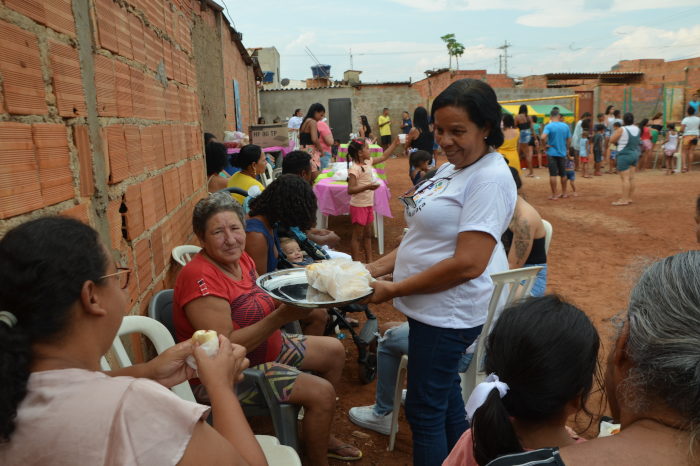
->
[277, 226, 379, 384]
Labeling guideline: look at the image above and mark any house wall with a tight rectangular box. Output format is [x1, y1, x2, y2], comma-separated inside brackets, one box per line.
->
[259, 87, 354, 128]
[0, 0, 258, 363]
[221, 24, 259, 133]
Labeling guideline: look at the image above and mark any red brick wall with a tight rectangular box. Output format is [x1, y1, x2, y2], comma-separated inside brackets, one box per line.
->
[221, 25, 258, 133]
[413, 70, 514, 107]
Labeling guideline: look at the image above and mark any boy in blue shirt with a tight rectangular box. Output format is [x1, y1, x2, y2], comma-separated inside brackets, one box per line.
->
[542, 109, 572, 200]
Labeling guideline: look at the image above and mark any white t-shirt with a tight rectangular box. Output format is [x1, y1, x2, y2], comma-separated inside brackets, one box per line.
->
[287, 116, 303, 129]
[393, 152, 516, 329]
[616, 125, 640, 151]
[681, 116, 700, 136]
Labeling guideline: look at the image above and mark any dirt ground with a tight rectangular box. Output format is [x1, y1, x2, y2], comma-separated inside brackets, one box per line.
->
[250, 155, 700, 465]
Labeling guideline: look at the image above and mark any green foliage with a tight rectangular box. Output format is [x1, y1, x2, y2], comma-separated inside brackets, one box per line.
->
[440, 34, 465, 69]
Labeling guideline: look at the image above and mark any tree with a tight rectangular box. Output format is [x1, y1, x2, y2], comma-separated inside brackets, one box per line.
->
[440, 34, 465, 70]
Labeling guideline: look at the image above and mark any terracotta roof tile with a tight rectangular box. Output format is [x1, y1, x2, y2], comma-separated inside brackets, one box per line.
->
[49, 41, 86, 118]
[151, 225, 165, 276]
[113, 60, 133, 118]
[152, 173, 166, 221]
[94, 55, 118, 117]
[32, 123, 74, 207]
[0, 21, 48, 115]
[124, 124, 143, 176]
[0, 122, 44, 219]
[144, 27, 161, 72]
[113, 2, 133, 60]
[60, 203, 89, 224]
[151, 125, 166, 169]
[129, 13, 146, 66]
[106, 124, 128, 184]
[45, 0, 77, 37]
[94, 0, 118, 53]
[129, 66, 147, 119]
[107, 197, 122, 249]
[140, 177, 157, 231]
[141, 125, 155, 172]
[72, 125, 94, 197]
[123, 182, 144, 240]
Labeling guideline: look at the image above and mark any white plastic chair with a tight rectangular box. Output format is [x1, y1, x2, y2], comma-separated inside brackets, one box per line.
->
[273, 167, 283, 180]
[542, 219, 553, 254]
[387, 266, 543, 451]
[260, 163, 274, 187]
[172, 245, 202, 266]
[100, 316, 301, 466]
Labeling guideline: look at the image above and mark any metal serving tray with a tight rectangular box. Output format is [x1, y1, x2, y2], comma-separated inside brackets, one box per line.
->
[256, 268, 373, 309]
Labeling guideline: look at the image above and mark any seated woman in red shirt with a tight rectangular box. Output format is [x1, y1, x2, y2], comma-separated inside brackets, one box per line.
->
[173, 192, 361, 465]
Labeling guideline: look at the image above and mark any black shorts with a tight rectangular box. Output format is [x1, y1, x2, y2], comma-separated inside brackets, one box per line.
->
[548, 156, 566, 177]
[528, 136, 539, 146]
[594, 152, 603, 162]
[381, 135, 392, 145]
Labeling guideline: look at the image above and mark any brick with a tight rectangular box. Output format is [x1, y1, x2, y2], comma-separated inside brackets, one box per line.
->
[45, 0, 76, 37]
[152, 174, 166, 221]
[143, 74, 156, 120]
[178, 16, 190, 53]
[129, 13, 147, 65]
[177, 163, 188, 201]
[138, 290, 152, 319]
[4, 0, 47, 25]
[152, 125, 166, 169]
[126, 247, 139, 307]
[49, 41, 86, 118]
[144, 27, 161, 72]
[163, 168, 179, 212]
[100, 126, 110, 183]
[145, 0, 165, 32]
[164, 4, 174, 39]
[141, 125, 156, 172]
[163, 125, 175, 165]
[94, 0, 118, 53]
[106, 125, 128, 184]
[113, 60, 133, 118]
[140, 177, 157, 231]
[124, 124, 143, 176]
[0, 22, 47, 115]
[94, 55, 117, 117]
[130, 66, 147, 119]
[0, 122, 43, 219]
[178, 202, 188, 242]
[184, 160, 193, 196]
[73, 125, 94, 197]
[123, 182, 144, 240]
[32, 123, 73, 207]
[191, 156, 204, 190]
[60, 203, 89, 224]
[160, 215, 173, 262]
[152, 78, 166, 120]
[184, 124, 193, 156]
[174, 124, 185, 161]
[162, 39, 173, 80]
[113, 2, 133, 60]
[107, 197, 122, 249]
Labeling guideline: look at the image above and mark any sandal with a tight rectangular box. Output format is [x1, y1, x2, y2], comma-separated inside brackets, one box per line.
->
[328, 443, 362, 461]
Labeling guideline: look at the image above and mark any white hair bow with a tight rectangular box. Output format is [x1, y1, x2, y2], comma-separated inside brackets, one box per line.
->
[464, 373, 510, 423]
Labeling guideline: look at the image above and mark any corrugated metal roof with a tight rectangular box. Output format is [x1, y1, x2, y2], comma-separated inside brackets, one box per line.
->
[260, 86, 349, 92]
[354, 81, 412, 86]
[544, 71, 644, 79]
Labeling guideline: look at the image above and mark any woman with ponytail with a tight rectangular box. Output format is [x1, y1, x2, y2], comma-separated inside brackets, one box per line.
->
[0, 217, 266, 466]
[443, 295, 603, 466]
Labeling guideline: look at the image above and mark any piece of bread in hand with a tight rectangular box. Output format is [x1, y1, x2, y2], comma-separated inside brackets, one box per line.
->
[191, 330, 218, 345]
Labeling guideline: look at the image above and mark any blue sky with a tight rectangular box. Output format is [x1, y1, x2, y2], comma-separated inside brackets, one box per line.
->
[219, 0, 700, 83]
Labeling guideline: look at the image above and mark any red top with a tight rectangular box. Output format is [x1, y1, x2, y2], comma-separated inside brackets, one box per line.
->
[173, 252, 282, 385]
[641, 126, 652, 140]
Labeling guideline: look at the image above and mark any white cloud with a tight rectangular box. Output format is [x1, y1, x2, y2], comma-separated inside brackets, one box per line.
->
[516, 7, 606, 27]
[286, 32, 316, 50]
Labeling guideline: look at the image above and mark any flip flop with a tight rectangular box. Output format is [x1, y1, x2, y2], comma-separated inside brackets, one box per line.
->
[328, 444, 362, 461]
[548, 197, 559, 201]
[612, 202, 629, 206]
[560, 194, 570, 199]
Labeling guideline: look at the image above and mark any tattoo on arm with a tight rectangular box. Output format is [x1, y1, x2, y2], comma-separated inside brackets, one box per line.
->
[513, 217, 531, 264]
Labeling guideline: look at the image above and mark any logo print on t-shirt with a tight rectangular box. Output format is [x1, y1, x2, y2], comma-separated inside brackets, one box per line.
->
[406, 178, 451, 217]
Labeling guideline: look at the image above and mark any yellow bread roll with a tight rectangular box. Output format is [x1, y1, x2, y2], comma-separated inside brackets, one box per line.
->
[191, 330, 218, 345]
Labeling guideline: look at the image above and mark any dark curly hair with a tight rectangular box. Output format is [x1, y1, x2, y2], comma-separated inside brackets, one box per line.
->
[247, 174, 318, 231]
[282, 150, 312, 176]
[0, 217, 110, 443]
[431, 78, 504, 148]
[205, 142, 229, 176]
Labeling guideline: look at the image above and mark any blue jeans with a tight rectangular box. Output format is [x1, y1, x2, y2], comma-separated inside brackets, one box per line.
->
[321, 152, 332, 169]
[406, 317, 483, 466]
[522, 263, 548, 297]
[374, 322, 410, 416]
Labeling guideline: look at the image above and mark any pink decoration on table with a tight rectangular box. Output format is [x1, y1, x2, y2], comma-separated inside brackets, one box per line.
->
[313, 173, 392, 218]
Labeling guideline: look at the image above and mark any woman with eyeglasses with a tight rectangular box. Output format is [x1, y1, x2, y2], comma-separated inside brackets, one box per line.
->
[0, 216, 267, 466]
[362, 79, 516, 466]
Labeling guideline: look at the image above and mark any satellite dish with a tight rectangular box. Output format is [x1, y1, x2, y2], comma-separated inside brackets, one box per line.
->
[281, 78, 290, 86]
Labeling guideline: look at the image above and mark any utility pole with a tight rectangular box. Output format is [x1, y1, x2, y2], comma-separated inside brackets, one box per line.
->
[499, 55, 502, 74]
[349, 48, 353, 70]
[497, 40, 513, 76]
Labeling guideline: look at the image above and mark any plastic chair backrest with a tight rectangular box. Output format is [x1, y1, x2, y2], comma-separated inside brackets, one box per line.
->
[460, 266, 543, 403]
[148, 289, 177, 341]
[215, 186, 249, 197]
[99, 315, 196, 402]
[172, 245, 202, 266]
[273, 167, 283, 179]
[260, 163, 274, 187]
[542, 219, 553, 254]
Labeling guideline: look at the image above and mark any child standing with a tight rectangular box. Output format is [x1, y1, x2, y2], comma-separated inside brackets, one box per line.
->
[579, 130, 591, 178]
[409, 150, 432, 185]
[593, 124, 605, 175]
[607, 121, 621, 174]
[331, 139, 340, 162]
[563, 147, 578, 197]
[663, 123, 678, 175]
[347, 136, 399, 262]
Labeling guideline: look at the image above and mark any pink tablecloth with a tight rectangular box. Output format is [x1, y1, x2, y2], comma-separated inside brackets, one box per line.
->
[227, 141, 296, 156]
[313, 173, 392, 218]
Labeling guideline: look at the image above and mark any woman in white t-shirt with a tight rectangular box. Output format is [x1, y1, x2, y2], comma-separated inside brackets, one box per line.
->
[0, 217, 266, 466]
[680, 106, 699, 173]
[287, 108, 303, 132]
[362, 79, 516, 465]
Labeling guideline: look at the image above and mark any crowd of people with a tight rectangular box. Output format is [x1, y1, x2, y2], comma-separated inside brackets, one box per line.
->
[2, 79, 700, 466]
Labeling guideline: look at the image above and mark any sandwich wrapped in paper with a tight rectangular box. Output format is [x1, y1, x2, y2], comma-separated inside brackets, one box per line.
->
[186, 330, 219, 373]
[306, 258, 374, 301]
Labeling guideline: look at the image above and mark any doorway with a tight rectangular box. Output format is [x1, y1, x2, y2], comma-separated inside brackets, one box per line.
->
[328, 98, 352, 144]
[575, 91, 593, 119]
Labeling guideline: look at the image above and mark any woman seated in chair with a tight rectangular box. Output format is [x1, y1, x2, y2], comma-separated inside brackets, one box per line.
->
[172, 193, 362, 465]
[501, 166, 548, 297]
[206, 142, 231, 194]
[0, 217, 267, 466]
[227, 145, 266, 205]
